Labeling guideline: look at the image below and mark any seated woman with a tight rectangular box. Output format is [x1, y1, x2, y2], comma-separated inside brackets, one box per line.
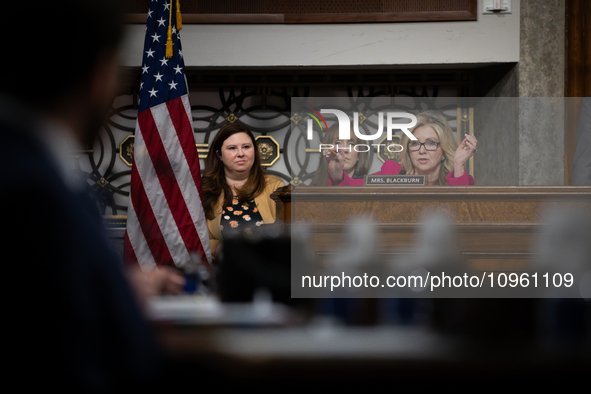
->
[202, 124, 284, 259]
[327, 111, 477, 186]
[313, 123, 371, 185]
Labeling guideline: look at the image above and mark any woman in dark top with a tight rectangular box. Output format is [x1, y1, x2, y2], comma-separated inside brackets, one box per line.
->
[201, 124, 283, 259]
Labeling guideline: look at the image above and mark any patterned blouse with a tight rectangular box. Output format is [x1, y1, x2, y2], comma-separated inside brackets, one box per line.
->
[220, 196, 264, 237]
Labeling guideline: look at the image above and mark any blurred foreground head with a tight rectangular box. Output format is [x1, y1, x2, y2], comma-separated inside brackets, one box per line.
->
[3, 0, 124, 143]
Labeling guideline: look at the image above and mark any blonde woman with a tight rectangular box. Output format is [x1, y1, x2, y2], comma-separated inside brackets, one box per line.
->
[328, 111, 476, 186]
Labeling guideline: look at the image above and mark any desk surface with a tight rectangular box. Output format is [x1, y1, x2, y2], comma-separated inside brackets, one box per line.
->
[150, 296, 591, 384]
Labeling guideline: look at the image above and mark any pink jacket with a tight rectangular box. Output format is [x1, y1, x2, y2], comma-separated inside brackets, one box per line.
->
[329, 160, 475, 186]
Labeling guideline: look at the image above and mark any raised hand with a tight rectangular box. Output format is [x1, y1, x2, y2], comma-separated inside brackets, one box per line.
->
[324, 149, 345, 185]
[453, 134, 477, 178]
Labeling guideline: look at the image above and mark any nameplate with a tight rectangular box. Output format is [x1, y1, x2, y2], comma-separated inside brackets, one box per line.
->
[364, 175, 425, 185]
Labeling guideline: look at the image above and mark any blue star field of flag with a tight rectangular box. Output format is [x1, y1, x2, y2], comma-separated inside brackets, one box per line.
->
[139, 0, 188, 113]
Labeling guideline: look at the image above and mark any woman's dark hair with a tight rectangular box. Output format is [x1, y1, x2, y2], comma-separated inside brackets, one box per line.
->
[312, 123, 371, 185]
[202, 124, 267, 220]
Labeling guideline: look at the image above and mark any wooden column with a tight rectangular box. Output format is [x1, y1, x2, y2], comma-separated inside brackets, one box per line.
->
[565, 0, 591, 184]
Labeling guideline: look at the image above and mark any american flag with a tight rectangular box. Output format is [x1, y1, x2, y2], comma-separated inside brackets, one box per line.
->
[124, 0, 212, 269]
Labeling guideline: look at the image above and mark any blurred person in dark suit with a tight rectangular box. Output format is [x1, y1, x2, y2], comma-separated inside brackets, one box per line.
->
[2, 1, 185, 392]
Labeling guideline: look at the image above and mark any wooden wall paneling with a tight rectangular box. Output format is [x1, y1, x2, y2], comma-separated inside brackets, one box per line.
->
[586, 1, 591, 95]
[123, 0, 478, 24]
[310, 226, 540, 274]
[283, 10, 477, 24]
[274, 186, 591, 274]
[565, 0, 591, 184]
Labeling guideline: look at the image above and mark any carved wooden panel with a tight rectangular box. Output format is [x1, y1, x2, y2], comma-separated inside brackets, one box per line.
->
[273, 186, 591, 273]
[88, 69, 466, 223]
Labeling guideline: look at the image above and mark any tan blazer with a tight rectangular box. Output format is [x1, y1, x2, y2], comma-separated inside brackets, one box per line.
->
[207, 175, 284, 259]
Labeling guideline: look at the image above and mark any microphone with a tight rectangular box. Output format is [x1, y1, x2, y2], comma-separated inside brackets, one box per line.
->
[399, 170, 406, 175]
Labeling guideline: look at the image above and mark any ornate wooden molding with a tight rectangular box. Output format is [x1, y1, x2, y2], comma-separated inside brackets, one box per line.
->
[123, 0, 477, 24]
[289, 185, 591, 201]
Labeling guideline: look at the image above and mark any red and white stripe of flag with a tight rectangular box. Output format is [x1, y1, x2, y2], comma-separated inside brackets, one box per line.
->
[124, 94, 211, 270]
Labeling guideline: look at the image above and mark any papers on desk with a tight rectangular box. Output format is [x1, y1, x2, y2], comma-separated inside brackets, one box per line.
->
[146, 294, 296, 327]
